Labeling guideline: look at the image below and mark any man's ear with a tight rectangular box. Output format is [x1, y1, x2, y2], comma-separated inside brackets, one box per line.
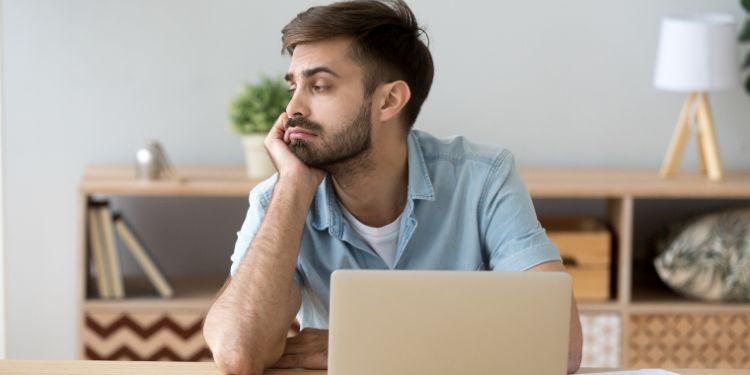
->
[376, 80, 411, 124]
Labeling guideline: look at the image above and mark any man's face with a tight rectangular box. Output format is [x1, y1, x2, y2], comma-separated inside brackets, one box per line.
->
[284, 38, 373, 169]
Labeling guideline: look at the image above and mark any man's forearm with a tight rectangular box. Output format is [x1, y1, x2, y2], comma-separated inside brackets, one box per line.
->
[204, 176, 316, 374]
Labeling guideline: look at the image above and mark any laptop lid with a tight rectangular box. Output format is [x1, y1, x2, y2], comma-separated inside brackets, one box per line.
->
[329, 270, 571, 375]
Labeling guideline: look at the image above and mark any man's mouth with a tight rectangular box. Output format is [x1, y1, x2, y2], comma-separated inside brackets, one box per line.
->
[288, 129, 317, 140]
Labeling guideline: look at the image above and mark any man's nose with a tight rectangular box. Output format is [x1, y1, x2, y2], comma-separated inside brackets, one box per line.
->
[286, 90, 310, 120]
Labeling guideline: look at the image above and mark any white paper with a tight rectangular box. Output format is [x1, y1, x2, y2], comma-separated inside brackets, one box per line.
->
[579, 370, 681, 375]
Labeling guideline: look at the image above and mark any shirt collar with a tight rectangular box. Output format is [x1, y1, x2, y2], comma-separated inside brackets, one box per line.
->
[405, 130, 435, 202]
[310, 131, 435, 232]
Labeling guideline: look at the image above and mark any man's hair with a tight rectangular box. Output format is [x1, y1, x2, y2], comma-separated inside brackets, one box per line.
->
[281, 0, 434, 130]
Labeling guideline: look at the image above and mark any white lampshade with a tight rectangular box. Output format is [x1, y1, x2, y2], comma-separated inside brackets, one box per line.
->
[654, 14, 740, 92]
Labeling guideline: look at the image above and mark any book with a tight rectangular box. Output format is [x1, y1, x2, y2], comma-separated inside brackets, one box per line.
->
[87, 202, 111, 298]
[98, 202, 125, 299]
[113, 213, 174, 298]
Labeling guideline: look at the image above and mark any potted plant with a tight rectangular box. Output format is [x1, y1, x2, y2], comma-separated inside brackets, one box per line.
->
[230, 75, 289, 179]
[742, 0, 750, 94]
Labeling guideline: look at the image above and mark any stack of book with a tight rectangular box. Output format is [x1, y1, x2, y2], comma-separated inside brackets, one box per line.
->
[87, 200, 174, 299]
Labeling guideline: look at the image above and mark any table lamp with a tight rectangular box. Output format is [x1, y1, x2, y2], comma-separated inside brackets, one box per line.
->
[654, 14, 740, 182]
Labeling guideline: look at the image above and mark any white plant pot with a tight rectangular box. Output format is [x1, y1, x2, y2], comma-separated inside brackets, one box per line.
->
[241, 134, 276, 179]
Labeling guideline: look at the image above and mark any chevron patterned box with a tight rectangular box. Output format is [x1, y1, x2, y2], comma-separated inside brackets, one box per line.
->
[83, 310, 212, 361]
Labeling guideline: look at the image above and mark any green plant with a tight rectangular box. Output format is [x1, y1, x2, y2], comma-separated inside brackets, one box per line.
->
[742, 0, 750, 94]
[229, 75, 289, 134]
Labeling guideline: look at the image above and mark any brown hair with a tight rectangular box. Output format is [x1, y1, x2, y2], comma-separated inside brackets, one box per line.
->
[281, 0, 434, 129]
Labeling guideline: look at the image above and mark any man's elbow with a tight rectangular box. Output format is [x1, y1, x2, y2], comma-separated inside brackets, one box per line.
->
[203, 311, 261, 375]
[203, 307, 288, 375]
[211, 349, 261, 375]
[204, 328, 265, 375]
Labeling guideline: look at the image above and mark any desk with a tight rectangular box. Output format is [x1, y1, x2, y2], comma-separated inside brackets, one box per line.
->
[0, 361, 747, 375]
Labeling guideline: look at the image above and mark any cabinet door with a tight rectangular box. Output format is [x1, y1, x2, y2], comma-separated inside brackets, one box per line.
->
[628, 313, 750, 368]
[581, 312, 622, 368]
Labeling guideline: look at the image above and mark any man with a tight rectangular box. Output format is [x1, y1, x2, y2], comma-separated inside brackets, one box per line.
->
[203, 1, 583, 374]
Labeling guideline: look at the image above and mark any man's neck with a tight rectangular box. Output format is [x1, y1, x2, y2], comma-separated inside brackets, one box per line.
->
[329, 137, 409, 228]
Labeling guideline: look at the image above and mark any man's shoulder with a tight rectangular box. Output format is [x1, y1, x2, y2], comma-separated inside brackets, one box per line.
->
[411, 129, 513, 169]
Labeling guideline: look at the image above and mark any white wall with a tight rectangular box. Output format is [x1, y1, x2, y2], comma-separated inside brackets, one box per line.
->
[0, 0, 6, 360]
[3, 0, 749, 359]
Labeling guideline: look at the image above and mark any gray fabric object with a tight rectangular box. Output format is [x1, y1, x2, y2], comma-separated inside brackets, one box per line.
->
[654, 208, 750, 302]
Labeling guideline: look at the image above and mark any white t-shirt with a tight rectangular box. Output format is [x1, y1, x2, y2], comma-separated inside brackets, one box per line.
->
[341, 206, 403, 269]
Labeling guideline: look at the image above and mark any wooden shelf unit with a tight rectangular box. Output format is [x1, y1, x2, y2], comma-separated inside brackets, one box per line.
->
[524, 169, 750, 369]
[83, 276, 226, 312]
[78, 165, 750, 367]
[78, 166, 263, 361]
[80, 165, 261, 197]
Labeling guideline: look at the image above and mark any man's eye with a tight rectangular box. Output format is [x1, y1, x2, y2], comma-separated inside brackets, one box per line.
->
[312, 85, 328, 92]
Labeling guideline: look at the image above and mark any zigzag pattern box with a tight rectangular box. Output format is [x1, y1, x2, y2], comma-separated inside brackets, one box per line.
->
[84, 311, 211, 361]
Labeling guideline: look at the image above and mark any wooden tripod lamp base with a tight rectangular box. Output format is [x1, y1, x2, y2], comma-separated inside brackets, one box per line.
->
[659, 91, 724, 182]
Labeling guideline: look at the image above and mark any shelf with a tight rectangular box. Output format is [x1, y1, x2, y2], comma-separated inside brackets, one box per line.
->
[82, 165, 750, 199]
[577, 301, 622, 313]
[522, 169, 750, 198]
[629, 286, 750, 313]
[80, 165, 260, 197]
[84, 276, 226, 312]
[83, 277, 625, 313]
[629, 302, 750, 314]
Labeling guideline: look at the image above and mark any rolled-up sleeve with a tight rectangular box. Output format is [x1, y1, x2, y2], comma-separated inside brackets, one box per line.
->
[479, 150, 561, 272]
[229, 180, 305, 286]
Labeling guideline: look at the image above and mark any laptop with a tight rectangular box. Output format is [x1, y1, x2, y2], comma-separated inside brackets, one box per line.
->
[328, 270, 571, 375]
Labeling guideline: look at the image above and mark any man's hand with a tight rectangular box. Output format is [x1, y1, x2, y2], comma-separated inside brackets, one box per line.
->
[265, 113, 325, 187]
[271, 328, 329, 370]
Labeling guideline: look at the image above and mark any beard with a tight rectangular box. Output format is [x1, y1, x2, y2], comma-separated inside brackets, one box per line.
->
[286, 100, 372, 170]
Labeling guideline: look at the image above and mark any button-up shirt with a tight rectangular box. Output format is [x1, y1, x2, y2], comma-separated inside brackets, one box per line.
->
[230, 129, 561, 329]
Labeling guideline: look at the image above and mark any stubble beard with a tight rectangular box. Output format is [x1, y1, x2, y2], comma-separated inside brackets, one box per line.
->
[287, 100, 374, 176]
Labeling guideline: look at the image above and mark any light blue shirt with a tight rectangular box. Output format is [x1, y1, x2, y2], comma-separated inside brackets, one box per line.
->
[230, 130, 561, 329]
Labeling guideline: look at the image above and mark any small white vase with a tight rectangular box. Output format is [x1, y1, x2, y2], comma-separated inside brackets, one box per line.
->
[241, 134, 276, 179]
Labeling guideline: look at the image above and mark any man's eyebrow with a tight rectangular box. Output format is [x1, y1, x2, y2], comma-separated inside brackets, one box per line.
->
[285, 66, 341, 82]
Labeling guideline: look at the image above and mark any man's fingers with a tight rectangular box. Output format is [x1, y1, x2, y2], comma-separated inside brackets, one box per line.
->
[282, 336, 319, 354]
[274, 328, 329, 369]
[267, 113, 288, 142]
[282, 331, 313, 354]
[272, 353, 303, 369]
[281, 328, 329, 354]
[287, 327, 325, 340]
[275, 112, 288, 129]
[290, 319, 301, 334]
[272, 352, 327, 369]
[281, 337, 305, 354]
[302, 328, 326, 334]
